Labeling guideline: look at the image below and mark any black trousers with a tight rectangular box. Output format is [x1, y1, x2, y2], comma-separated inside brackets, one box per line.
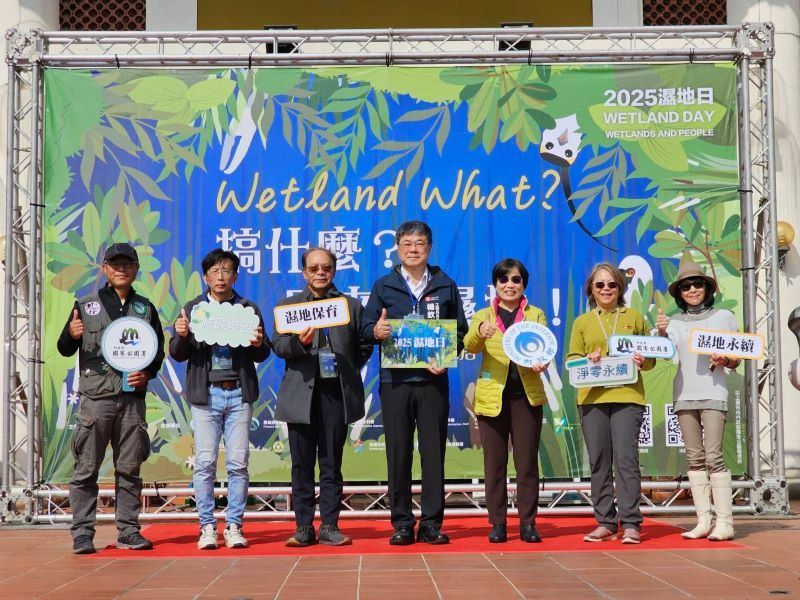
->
[380, 380, 449, 529]
[287, 383, 347, 527]
[477, 396, 543, 526]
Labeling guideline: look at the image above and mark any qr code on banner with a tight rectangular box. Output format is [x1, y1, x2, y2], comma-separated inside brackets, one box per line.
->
[638, 404, 653, 447]
[665, 405, 684, 447]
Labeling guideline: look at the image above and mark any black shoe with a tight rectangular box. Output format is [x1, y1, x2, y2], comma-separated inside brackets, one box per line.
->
[520, 524, 542, 543]
[417, 525, 449, 545]
[72, 535, 96, 554]
[389, 526, 415, 546]
[286, 525, 316, 547]
[319, 524, 352, 546]
[488, 524, 507, 543]
[116, 531, 153, 550]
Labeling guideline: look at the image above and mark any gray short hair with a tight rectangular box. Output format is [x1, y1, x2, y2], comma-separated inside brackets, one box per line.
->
[302, 246, 337, 270]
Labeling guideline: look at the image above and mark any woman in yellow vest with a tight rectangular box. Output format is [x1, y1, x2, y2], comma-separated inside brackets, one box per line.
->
[464, 258, 548, 543]
[567, 262, 654, 545]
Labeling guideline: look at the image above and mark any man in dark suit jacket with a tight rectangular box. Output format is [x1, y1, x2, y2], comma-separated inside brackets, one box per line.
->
[272, 247, 373, 547]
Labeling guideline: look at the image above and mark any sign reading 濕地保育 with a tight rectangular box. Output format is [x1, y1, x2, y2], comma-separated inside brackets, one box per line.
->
[381, 319, 458, 369]
[273, 297, 351, 334]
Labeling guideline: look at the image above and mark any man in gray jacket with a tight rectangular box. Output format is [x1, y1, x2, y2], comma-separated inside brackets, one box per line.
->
[170, 249, 269, 550]
[272, 247, 373, 547]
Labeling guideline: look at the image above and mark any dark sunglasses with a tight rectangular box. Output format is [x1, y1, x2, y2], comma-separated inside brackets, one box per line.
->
[305, 264, 333, 274]
[679, 278, 706, 292]
[498, 275, 523, 285]
[593, 281, 619, 290]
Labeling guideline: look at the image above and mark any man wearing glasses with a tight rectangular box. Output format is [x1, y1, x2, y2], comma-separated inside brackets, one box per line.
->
[272, 247, 373, 547]
[362, 221, 468, 545]
[58, 243, 165, 554]
[170, 249, 269, 550]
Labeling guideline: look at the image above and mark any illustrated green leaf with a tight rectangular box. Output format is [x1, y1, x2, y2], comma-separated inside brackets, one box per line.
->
[123, 167, 170, 201]
[535, 64, 551, 83]
[254, 69, 304, 95]
[81, 203, 102, 259]
[186, 78, 235, 112]
[130, 76, 190, 113]
[396, 107, 442, 123]
[435, 107, 450, 155]
[595, 209, 637, 237]
[405, 146, 424, 184]
[321, 99, 365, 114]
[640, 137, 688, 172]
[362, 151, 406, 180]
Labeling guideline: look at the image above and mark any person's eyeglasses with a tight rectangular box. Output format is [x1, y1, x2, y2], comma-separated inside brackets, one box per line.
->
[498, 275, 523, 285]
[206, 268, 235, 277]
[305, 264, 333, 274]
[398, 241, 429, 250]
[105, 261, 138, 271]
[679, 278, 706, 292]
[594, 281, 619, 290]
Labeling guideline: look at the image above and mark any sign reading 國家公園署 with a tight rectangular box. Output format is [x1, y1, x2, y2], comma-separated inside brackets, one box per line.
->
[608, 335, 675, 359]
[381, 319, 458, 369]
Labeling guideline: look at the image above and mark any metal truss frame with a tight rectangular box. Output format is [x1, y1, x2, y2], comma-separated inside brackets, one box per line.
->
[1, 24, 786, 525]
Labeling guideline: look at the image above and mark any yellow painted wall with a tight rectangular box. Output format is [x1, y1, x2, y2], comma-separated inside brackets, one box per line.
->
[198, 0, 593, 30]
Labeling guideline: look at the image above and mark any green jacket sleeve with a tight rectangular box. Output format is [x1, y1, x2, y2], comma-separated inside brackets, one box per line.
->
[464, 307, 488, 354]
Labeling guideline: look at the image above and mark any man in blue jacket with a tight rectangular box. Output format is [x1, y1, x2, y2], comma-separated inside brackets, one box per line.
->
[170, 249, 269, 550]
[362, 221, 468, 545]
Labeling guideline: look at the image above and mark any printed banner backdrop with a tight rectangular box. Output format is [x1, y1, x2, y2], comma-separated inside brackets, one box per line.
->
[42, 64, 746, 483]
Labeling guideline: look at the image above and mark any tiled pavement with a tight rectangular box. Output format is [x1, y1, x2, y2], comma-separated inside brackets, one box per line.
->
[2, 517, 800, 599]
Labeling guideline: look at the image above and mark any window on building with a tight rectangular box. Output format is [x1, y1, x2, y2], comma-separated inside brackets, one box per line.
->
[643, 0, 727, 26]
[59, 0, 146, 31]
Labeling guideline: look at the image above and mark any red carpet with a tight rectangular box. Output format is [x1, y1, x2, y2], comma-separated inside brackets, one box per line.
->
[94, 517, 742, 557]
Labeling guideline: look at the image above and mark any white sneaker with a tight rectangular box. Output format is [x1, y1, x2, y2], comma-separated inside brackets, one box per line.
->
[224, 523, 249, 548]
[197, 524, 219, 550]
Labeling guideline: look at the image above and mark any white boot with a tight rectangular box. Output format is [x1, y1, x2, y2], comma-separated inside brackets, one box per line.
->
[682, 470, 713, 539]
[708, 470, 734, 541]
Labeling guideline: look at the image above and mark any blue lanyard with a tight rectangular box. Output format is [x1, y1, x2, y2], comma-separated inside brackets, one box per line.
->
[402, 274, 425, 315]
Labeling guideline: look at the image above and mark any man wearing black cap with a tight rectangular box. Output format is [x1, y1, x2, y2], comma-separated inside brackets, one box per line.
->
[57, 243, 165, 554]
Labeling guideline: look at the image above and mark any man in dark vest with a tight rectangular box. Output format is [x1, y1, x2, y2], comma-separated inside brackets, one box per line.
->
[272, 247, 373, 547]
[58, 243, 165, 554]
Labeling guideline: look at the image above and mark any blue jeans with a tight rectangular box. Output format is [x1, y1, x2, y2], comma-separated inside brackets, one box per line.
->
[191, 386, 252, 527]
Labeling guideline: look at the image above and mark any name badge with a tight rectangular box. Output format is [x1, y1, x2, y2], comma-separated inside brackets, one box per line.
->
[318, 348, 338, 379]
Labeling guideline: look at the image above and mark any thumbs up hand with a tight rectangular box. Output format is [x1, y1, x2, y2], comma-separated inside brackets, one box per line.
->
[175, 307, 190, 338]
[373, 308, 392, 341]
[69, 308, 84, 340]
[656, 308, 669, 336]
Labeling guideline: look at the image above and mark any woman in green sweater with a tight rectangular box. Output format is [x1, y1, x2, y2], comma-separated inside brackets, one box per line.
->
[567, 262, 654, 545]
[464, 258, 548, 544]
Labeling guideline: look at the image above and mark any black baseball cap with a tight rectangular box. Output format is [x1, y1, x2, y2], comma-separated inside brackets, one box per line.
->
[103, 243, 139, 263]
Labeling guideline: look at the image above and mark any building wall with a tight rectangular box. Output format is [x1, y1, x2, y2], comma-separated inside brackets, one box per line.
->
[197, 0, 594, 29]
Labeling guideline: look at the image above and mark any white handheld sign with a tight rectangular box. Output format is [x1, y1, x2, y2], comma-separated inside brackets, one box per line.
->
[274, 297, 350, 334]
[502, 322, 558, 367]
[608, 335, 675, 359]
[190, 301, 260, 347]
[689, 328, 765, 360]
[568, 355, 638, 389]
[100, 316, 158, 392]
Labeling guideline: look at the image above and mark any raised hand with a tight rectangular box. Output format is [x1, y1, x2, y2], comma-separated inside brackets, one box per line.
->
[69, 308, 84, 340]
[298, 326, 315, 346]
[175, 307, 190, 338]
[587, 346, 602, 363]
[373, 308, 392, 341]
[479, 320, 497, 339]
[250, 325, 264, 347]
[656, 308, 669, 336]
